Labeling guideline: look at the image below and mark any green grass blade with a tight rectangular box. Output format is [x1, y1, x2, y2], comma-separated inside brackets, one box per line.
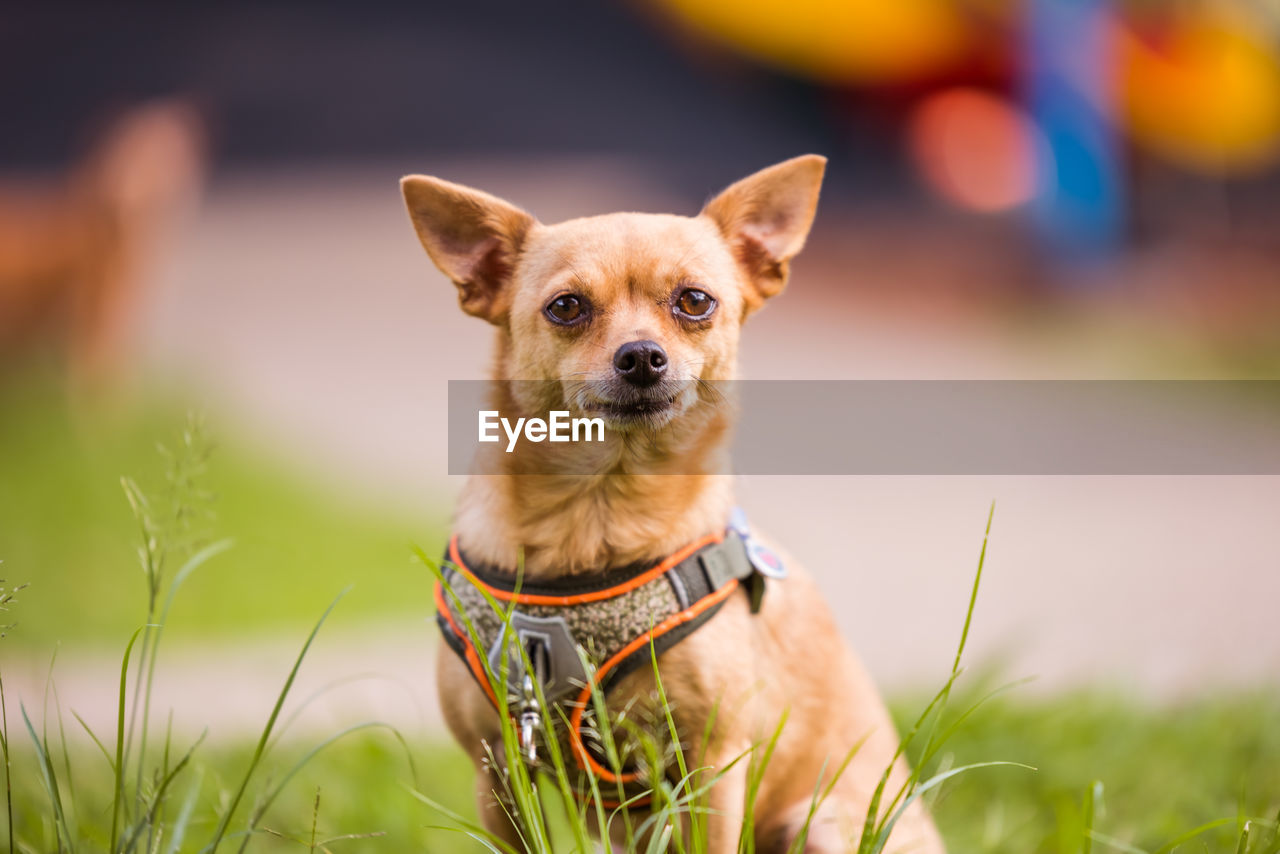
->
[869, 503, 995, 845]
[22, 702, 75, 853]
[50, 682, 80, 842]
[644, 822, 675, 854]
[648, 626, 693, 853]
[204, 589, 348, 853]
[408, 788, 520, 854]
[112, 627, 144, 853]
[952, 502, 994, 677]
[873, 761, 1032, 852]
[1151, 817, 1241, 854]
[739, 709, 787, 854]
[1082, 780, 1104, 854]
[162, 769, 205, 854]
[242, 721, 411, 841]
[69, 711, 114, 774]
[1086, 830, 1150, 854]
[917, 677, 1036, 773]
[1233, 821, 1251, 854]
[136, 538, 233, 784]
[264, 673, 402, 755]
[0, 665, 13, 854]
[120, 729, 206, 853]
[787, 736, 868, 854]
[422, 826, 513, 854]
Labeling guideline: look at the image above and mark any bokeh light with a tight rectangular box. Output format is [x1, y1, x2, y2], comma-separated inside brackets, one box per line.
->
[1118, 7, 1280, 175]
[908, 87, 1037, 212]
[653, 0, 979, 83]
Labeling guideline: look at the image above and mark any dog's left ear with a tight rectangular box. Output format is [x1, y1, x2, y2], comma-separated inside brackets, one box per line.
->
[701, 154, 826, 309]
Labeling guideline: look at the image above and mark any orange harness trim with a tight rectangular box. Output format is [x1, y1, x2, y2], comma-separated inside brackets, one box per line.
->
[432, 582, 502, 711]
[566, 577, 739, 783]
[446, 531, 725, 607]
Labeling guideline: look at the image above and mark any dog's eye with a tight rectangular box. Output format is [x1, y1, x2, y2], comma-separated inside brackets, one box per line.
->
[545, 294, 588, 325]
[675, 288, 715, 319]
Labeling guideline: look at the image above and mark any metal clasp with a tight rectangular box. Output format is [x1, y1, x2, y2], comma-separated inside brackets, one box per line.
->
[517, 672, 541, 764]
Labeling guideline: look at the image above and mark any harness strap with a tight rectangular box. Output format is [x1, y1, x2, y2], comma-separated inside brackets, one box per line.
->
[434, 526, 761, 791]
[444, 530, 735, 605]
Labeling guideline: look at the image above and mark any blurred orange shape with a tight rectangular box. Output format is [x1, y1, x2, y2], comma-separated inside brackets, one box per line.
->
[654, 0, 979, 84]
[908, 88, 1037, 213]
[1119, 7, 1280, 174]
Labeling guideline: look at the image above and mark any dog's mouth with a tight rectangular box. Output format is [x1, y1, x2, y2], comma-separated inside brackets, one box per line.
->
[568, 376, 707, 431]
[584, 394, 679, 427]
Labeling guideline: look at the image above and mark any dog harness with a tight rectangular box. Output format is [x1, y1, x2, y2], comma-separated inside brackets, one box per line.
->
[434, 508, 786, 796]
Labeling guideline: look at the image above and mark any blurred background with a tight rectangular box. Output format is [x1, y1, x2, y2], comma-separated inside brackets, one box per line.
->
[3, 0, 1280, 776]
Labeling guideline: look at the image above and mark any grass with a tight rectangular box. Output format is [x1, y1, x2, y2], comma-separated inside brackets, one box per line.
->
[7, 686, 1278, 852]
[4, 718, 477, 852]
[912, 685, 1280, 852]
[6, 692, 1278, 852]
[1, 375, 1278, 851]
[0, 402, 468, 852]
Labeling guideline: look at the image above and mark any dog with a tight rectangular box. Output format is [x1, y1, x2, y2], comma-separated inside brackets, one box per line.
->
[401, 156, 944, 853]
[0, 99, 204, 385]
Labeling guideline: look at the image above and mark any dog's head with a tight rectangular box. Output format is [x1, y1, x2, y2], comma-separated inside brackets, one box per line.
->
[401, 156, 824, 430]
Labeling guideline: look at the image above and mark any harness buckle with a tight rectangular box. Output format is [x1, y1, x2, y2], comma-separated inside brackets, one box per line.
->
[487, 612, 590, 705]
[518, 673, 541, 764]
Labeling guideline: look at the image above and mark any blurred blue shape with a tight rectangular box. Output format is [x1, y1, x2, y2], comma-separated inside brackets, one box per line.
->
[1025, 0, 1125, 267]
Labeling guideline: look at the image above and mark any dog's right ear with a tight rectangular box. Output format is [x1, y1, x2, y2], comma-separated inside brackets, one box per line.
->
[400, 175, 536, 323]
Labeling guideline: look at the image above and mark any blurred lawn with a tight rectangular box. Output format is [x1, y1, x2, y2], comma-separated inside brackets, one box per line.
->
[0, 374, 444, 649]
[905, 686, 1280, 852]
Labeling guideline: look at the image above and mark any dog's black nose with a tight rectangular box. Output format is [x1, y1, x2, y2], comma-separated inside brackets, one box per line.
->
[613, 339, 667, 387]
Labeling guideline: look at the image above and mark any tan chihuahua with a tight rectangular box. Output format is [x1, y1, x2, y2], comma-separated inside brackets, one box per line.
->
[401, 156, 944, 853]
